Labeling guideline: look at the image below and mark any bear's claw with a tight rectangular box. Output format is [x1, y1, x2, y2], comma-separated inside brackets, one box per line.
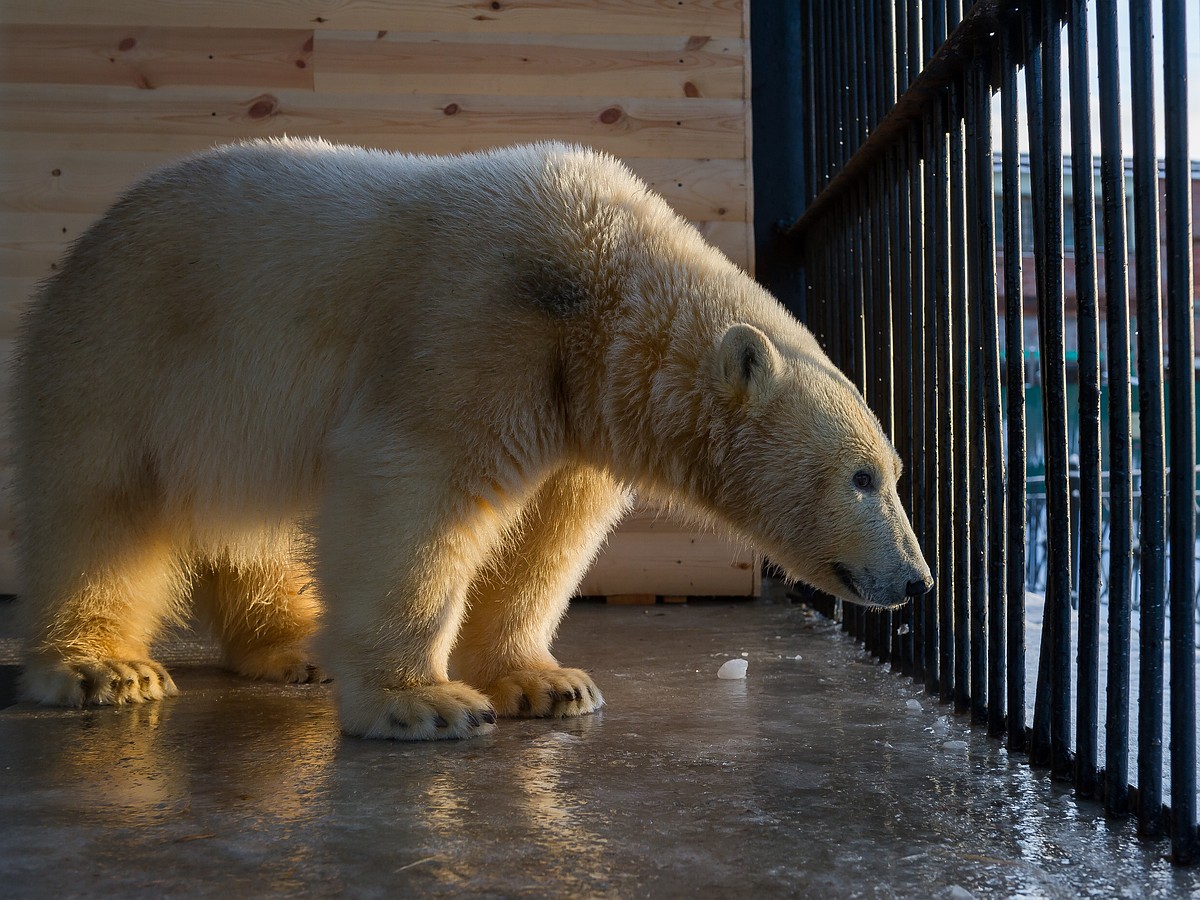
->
[228, 646, 329, 685]
[346, 680, 498, 741]
[486, 667, 604, 719]
[22, 657, 178, 706]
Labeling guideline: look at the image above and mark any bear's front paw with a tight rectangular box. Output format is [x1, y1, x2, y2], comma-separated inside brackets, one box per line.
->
[228, 646, 330, 685]
[485, 667, 604, 718]
[339, 680, 497, 741]
[22, 657, 179, 707]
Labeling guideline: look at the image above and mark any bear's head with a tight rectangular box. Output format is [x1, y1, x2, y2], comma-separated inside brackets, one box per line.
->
[710, 323, 933, 609]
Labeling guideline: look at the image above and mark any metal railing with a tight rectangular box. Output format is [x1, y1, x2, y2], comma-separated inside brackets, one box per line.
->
[776, 0, 1197, 865]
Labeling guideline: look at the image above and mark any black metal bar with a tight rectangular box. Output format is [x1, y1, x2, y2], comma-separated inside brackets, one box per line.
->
[907, 0, 922, 85]
[1037, 0, 1073, 784]
[933, 93, 955, 705]
[999, 20, 1026, 754]
[964, 60, 988, 725]
[1129, 0, 1166, 838]
[949, 78, 971, 715]
[1066, 0, 1101, 801]
[1094, 0, 1132, 821]
[881, 0, 896, 122]
[1162, 0, 1198, 866]
[1024, 4, 1054, 771]
[750, 1, 808, 320]
[891, 142, 916, 674]
[972, 50, 1005, 739]
[909, 124, 932, 688]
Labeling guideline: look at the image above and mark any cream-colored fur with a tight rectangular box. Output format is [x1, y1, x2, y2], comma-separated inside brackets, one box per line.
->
[13, 139, 931, 740]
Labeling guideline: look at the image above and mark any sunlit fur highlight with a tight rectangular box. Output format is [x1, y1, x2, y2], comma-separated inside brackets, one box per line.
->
[13, 139, 929, 739]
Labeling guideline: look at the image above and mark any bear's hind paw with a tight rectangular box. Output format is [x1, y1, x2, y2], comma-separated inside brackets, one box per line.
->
[341, 680, 497, 741]
[486, 667, 604, 719]
[228, 646, 330, 685]
[22, 657, 178, 707]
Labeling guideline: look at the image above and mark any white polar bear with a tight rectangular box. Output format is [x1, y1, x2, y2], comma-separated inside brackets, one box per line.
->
[14, 139, 932, 739]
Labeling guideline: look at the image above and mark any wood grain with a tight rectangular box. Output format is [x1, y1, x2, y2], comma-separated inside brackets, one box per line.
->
[578, 529, 757, 596]
[0, 0, 745, 37]
[0, 85, 747, 159]
[0, 149, 173, 215]
[313, 31, 742, 99]
[694, 220, 752, 271]
[0, 25, 313, 89]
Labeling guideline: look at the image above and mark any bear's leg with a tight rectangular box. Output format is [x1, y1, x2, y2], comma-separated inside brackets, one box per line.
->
[19, 524, 184, 707]
[192, 554, 325, 685]
[454, 466, 632, 718]
[313, 445, 506, 741]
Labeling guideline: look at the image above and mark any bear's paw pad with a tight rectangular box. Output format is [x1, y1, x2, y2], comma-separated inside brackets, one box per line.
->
[487, 667, 604, 719]
[230, 646, 329, 685]
[348, 681, 497, 741]
[22, 657, 178, 707]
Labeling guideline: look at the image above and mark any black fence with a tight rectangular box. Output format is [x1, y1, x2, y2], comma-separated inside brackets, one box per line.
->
[756, 0, 1197, 866]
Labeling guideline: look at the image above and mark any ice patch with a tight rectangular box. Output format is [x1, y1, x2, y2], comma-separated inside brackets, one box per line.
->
[717, 659, 749, 680]
[941, 740, 968, 751]
[905, 699, 921, 710]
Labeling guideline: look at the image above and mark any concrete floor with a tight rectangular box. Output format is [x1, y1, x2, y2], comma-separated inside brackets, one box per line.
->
[1, 591, 1196, 899]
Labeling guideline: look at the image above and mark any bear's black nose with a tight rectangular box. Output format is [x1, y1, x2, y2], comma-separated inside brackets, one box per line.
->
[906, 577, 934, 597]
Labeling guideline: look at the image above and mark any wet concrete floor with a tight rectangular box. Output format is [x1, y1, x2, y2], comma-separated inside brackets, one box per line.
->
[1, 591, 1196, 898]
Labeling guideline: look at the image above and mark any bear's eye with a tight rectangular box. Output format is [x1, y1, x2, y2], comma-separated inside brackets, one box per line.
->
[853, 470, 874, 491]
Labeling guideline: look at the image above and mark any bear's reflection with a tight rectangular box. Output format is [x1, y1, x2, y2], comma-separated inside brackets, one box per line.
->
[12, 670, 616, 887]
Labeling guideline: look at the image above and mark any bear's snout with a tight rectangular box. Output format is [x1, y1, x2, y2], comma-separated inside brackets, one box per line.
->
[905, 576, 934, 597]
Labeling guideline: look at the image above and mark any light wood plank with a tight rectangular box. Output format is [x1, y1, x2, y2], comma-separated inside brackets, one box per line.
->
[604, 593, 657, 605]
[624, 157, 748, 222]
[0, 278, 40, 332]
[579, 530, 757, 596]
[313, 31, 742, 99]
[0, 212, 96, 279]
[0, 149, 747, 222]
[0, 149, 175, 215]
[0, 25, 313, 89]
[694, 220, 752, 272]
[0, 0, 745, 37]
[0, 85, 747, 159]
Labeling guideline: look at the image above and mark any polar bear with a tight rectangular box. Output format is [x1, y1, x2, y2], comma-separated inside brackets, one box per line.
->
[14, 139, 932, 739]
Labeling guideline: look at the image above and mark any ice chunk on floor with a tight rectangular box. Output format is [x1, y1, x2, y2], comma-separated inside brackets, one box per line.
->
[941, 740, 968, 751]
[905, 699, 921, 710]
[717, 659, 748, 679]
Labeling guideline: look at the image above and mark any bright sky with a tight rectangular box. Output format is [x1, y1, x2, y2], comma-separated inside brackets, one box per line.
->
[988, 3, 1200, 159]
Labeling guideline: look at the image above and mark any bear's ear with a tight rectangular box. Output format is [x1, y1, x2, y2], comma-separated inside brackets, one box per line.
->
[716, 323, 780, 401]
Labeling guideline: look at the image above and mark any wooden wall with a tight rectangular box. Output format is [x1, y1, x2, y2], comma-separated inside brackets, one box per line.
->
[0, 0, 756, 595]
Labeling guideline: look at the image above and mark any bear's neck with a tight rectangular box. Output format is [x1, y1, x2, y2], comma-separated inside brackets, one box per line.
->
[568, 272, 729, 512]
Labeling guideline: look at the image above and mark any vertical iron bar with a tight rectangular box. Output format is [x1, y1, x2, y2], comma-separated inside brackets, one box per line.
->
[892, 143, 916, 673]
[1129, 0, 1165, 838]
[1162, 0, 1197, 865]
[973, 51, 1006, 739]
[1038, 0, 1074, 783]
[1067, 0, 1102, 800]
[964, 61, 984, 724]
[1000, 23, 1027, 753]
[965, 60, 989, 724]
[950, 78, 971, 714]
[922, 116, 941, 696]
[933, 94, 956, 704]
[1094, 0, 1132, 818]
[910, 124, 932, 686]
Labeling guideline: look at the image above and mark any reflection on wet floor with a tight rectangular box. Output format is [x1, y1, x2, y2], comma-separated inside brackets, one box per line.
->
[1, 594, 1196, 897]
